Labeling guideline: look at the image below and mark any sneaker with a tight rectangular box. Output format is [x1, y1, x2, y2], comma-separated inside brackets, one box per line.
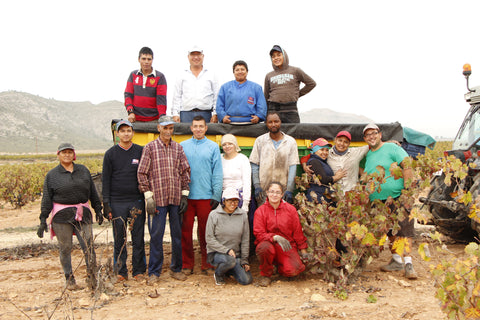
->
[201, 268, 215, 276]
[182, 268, 193, 276]
[405, 263, 418, 280]
[380, 258, 404, 272]
[170, 270, 187, 281]
[133, 274, 145, 281]
[116, 274, 127, 282]
[214, 273, 225, 286]
[147, 274, 160, 286]
[258, 276, 271, 287]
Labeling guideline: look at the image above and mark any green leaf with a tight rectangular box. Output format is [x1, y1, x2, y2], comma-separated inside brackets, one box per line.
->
[465, 242, 479, 255]
[418, 243, 431, 261]
[366, 294, 377, 303]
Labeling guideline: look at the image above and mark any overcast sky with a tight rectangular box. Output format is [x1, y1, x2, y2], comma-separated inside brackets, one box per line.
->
[2, 0, 480, 139]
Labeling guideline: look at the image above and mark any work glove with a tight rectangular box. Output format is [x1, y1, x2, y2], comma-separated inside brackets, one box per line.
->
[210, 199, 219, 210]
[300, 252, 314, 264]
[273, 235, 292, 252]
[179, 195, 189, 215]
[144, 191, 156, 215]
[283, 191, 294, 204]
[254, 187, 266, 206]
[37, 218, 48, 238]
[96, 210, 104, 225]
[103, 202, 112, 221]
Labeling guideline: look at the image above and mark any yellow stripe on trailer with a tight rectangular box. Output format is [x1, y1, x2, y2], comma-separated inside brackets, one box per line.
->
[130, 132, 368, 148]
[112, 120, 403, 150]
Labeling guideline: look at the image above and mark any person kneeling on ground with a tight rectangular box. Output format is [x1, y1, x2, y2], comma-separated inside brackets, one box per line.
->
[205, 187, 252, 286]
[253, 181, 309, 287]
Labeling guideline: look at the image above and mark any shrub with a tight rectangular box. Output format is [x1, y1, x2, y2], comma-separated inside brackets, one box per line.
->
[0, 157, 103, 208]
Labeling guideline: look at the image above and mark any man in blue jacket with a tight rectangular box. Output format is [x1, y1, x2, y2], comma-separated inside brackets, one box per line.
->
[180, 115, 223, 275]
[216, 60, 267, 124]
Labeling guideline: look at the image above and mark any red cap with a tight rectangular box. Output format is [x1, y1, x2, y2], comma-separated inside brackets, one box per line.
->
[312, 138, 332, 148]
[336, 130, 351, 141]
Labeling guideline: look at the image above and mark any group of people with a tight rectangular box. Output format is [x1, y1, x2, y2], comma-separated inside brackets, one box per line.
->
[37, 112, 313, 289]
[36, 44, 418, 291]
[125, 45, 316, 125]
[300, 124, 417, 279]
[37, 113, 418, 291]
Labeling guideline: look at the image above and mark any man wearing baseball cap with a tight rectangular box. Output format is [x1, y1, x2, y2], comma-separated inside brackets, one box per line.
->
[361, 123, 417, 280]
[264, 45, 316, 123]
[102, 119, 146, 282]
[301, 130, 370, 192]
[172, 45, 220, 123]
[137, 115, 191, 283]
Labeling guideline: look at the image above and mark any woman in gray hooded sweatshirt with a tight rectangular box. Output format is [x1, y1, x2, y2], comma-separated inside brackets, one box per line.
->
[205, 187, 252, 286]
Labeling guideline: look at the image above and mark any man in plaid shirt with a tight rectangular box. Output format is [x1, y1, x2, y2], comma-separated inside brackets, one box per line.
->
[137, 115, 191, 284]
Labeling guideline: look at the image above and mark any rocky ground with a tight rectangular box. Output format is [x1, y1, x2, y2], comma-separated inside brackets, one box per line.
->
[0, 200, 464, 320]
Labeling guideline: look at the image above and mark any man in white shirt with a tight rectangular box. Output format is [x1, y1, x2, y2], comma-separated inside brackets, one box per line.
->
[249, 112, 299, 205]
[171, 46, 220, 123]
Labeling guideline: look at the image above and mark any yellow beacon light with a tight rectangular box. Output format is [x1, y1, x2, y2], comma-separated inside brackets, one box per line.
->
[463, 63, 472, 76]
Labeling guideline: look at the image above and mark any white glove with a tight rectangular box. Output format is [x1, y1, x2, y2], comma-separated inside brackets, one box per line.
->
[144, 191, 156, 215]
[273, 235, 292, 252]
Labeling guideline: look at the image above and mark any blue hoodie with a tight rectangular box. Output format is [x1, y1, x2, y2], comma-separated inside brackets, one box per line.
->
[216, 80, 267, 123]
[181, 137, 223, 201]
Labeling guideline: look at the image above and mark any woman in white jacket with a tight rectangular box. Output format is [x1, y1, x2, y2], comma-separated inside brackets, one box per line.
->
[220, 134, 251, 212]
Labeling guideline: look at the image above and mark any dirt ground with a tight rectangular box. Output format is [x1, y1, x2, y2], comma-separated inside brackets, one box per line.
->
[0, 200, 464, 320]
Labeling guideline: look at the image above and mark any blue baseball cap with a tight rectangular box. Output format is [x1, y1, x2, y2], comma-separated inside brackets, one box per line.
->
[115, 120, 133, 131]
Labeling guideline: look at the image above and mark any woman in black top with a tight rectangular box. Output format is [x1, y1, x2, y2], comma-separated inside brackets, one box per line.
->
[37, 143, 103, 290]
[306, 138, 346, 203]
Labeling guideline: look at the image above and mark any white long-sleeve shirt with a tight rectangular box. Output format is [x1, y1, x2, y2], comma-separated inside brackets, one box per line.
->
[171, 67, 219, 116]
[222, 153, 251, 212]
[327, 145, 369, 192]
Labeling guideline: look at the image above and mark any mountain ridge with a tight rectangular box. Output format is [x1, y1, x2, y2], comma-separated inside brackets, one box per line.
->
[0, 91, 373, 153]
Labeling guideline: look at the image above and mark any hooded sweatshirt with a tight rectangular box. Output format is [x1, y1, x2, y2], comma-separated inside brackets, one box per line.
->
[205, 206, 250, 265]
[264, 46, 316, 103]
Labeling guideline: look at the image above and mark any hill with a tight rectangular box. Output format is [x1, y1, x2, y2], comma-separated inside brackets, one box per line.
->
[0, 91, 125, 153]
[300, 108, 373, 124]
[0, 91, 374, 153]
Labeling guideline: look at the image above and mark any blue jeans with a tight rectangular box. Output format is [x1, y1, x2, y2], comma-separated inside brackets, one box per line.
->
[212, 253, 252, 285]
[110, 199, 146, 277]
[148, 205, 183, 276]
[180, 110, 212, 123]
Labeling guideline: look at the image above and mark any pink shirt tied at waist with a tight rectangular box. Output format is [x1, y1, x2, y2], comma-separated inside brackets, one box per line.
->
[48, 202, 90, 239]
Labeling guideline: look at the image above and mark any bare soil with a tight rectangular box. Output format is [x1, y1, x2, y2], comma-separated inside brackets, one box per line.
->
[0, 200, 464, 320]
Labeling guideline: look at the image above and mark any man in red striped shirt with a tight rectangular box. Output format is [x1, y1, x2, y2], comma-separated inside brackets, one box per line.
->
[124, 47, 167, 122]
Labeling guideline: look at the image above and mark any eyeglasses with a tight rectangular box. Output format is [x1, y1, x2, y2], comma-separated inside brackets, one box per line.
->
[225, 199, 239, 203]
[364, 131, 379, 138]
[267, 191, 283, 196]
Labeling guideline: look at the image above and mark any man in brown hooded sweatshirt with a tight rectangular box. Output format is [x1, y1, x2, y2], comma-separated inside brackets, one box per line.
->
[264, 45, 316, 123]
